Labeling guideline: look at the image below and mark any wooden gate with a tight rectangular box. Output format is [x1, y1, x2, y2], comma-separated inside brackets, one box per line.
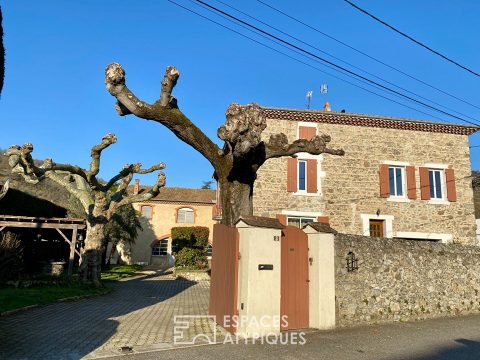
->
[209, 223, 239, 334]
[281, 226, 309, 330]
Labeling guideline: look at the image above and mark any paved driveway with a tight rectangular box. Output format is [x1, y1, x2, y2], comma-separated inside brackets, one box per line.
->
[0, 272, 216, 359]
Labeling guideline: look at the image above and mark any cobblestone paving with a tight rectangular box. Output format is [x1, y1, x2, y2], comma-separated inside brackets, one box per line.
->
[0, 273, 220, 359]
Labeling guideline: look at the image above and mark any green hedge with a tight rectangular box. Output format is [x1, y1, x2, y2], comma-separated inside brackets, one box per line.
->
[171, 227, 209, 270]
[174, 248, 208, 269]
[171, 226, 209, 253]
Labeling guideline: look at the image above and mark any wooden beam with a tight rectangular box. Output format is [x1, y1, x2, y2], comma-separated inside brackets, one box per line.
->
[0, 226, 5, 232]
[68, 226, 78, 278]
[0, 221, 86, 230]
[55, 228, 80, 257]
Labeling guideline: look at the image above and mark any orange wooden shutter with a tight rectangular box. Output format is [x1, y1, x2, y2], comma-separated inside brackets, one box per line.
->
[276, 214, 287, 226]
[287, 158, 298, 192]
[406, 166, 417, 200]
[445, 168, 457, 202]
[419, 167, 431, 200]
[379, 164, 390, 198]
[317, 216, 329, 224]
[299, 126, 316, 140]
[306, 159, 317, 193]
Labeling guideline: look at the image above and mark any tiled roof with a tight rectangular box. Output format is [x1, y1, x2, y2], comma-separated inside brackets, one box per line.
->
[263, 107, 479, 136]
[133, 186, 216, 204]
[236, 216, 284, 229]
[303, 222, 338, 234]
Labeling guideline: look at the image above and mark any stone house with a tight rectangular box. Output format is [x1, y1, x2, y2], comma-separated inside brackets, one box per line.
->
[253, 106, 479, 245]
[474, 172, 480, 241]
[127, 180, 218, 267]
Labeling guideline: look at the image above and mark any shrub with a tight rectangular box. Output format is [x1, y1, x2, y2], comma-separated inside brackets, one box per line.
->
[174, 247, 208, 269]
[0, 232, 23, 281]
[171, 226, 209, 253]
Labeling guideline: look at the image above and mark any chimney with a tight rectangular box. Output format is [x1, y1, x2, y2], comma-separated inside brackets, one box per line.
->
[133, 179, 140, 195]
[323, 101, 331, 112]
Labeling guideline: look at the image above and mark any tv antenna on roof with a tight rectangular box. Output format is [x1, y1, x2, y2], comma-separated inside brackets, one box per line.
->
[306, 90, 313, 109]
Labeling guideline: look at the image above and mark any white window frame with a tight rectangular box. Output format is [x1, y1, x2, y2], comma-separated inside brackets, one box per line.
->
[388, 165, 406, 198]
[428, 168, 446, 201]
[297, 159, 308, 193]
[152, 239, 169, 256]
[360, 214, 394, 238]
[286, 215, 316, 229]
[177, 207, 194, 224]
[281, 210, 323, 229]
[141, 205, 153, 219]
[382, 160, 410, 203]
[423, 163, 449, 204]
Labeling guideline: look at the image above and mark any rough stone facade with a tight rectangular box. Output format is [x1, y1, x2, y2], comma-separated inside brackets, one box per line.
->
[254, 109, 477, 245]
[335, 233, 480, 326]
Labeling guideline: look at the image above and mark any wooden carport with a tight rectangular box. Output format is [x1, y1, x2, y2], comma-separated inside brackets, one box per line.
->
[0, 215, 86, 277]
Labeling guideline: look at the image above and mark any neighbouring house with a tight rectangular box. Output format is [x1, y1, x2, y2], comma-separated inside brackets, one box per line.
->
[473, 171, 480, 241]
[252, 105, 479, 244]
[127, 180, 218, 268]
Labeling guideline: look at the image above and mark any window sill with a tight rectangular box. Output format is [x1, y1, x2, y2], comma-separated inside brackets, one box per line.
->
[151, 254, 168, 257]
[428, 199, 450, 205]
[387, 197, 411, 203]
[291, 192, 322, 197]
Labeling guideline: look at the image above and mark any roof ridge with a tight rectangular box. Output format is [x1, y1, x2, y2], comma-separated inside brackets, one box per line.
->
[262, 106, 480, 129]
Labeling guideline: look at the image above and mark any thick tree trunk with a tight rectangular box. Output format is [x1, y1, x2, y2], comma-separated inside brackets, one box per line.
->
[218, 177, 254, 227]
[79, 220, 105, 286]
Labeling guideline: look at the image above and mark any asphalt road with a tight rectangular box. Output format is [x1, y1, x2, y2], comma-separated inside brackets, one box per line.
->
[101, 313, 480, 360]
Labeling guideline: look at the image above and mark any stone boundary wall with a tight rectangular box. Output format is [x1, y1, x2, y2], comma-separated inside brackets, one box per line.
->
[335, 234, 480, 326]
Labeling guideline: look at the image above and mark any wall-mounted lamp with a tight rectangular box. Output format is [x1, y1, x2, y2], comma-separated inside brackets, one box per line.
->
[346, 252, 358, 272]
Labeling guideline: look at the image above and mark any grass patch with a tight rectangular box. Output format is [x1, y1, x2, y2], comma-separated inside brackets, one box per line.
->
[0, 284, 111, 313]
[101, 264, 143, 281]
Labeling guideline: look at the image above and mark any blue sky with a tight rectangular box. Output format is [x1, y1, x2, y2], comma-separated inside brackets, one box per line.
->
[1, 0, 479, 188]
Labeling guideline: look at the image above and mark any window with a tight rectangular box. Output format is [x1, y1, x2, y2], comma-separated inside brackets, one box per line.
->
[141, 205, 152, 219]
[287, 157, 319, 194]
[152, 239, 168, 256]
[388, 166, 405, 197]
[298, 160, 307, 191]
[428, 169, 444, 200]
[177, 208, 194, 224]
[287, 216, 315, 229]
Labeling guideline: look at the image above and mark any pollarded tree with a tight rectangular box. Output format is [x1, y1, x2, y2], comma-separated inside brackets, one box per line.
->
[5, 134, 166, 286]
[105, 64, 345, 226]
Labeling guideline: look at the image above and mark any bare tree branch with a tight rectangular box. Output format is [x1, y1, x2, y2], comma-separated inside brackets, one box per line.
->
[105, 63, 221, 169]
[89, 133, 117, 178]
[104, 162, 166, 191]
[265, 133, 345, 159]
[108, 172, 166, 216]
[46, 172, 94, 211]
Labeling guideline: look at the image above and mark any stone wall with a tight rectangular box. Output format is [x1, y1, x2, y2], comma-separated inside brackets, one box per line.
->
[335, 234, 480, 326]
[254, 117, 477, 244]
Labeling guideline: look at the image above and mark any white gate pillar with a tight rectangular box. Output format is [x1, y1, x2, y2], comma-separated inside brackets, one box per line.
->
[303, 223, 336, 329]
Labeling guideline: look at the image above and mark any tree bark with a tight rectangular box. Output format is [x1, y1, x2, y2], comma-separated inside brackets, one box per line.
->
[218, 178, 253, 227]
[80, 220, 105, 287]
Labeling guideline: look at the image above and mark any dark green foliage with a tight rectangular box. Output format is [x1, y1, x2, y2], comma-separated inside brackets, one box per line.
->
[104, 205, 141, 247]
[174, 247, 208, 269]
[0, 232, 23, 281]
[201, 180, 213, 189]
[171, 226, 209, 253]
